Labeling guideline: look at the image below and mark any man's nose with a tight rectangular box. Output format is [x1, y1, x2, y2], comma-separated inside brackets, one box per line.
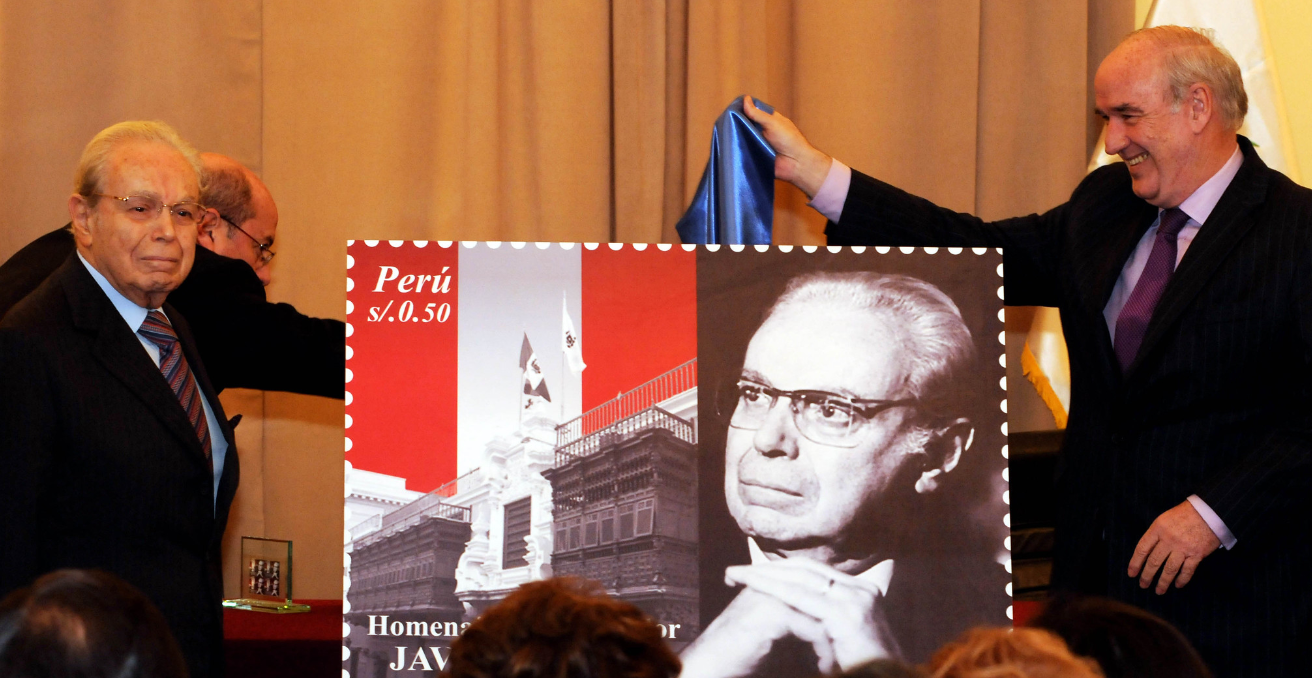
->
[1104, 119, 1128, 157]
[151, 210, 178, 240]
[751, 399, 800, 460]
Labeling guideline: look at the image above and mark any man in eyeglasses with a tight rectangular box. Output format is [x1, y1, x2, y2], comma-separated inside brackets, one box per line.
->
[682, 272, 998, 678]
[195, 153, 277, 287]
[0, 121, 239, 678]
[0, 151, 344, 399]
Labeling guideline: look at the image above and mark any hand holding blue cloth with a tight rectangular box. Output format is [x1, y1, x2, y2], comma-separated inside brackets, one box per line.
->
[676, 96, 777, 245]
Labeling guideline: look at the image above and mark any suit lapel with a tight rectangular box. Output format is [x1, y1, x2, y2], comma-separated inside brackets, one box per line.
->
[1070, 182, 1158, 387]
[1126, 139, 1269, 377]
[61, 258, 211, 464]
[1082, 204, 1159, 314]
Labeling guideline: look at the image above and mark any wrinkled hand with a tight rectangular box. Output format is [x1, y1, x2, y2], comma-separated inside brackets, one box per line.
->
[728, 558, 900, 670]
[742, 95, 833, 198]
[680, 559, 899, 678]
[679, 584, 835, 678]
[1128, 500, 1221, 594]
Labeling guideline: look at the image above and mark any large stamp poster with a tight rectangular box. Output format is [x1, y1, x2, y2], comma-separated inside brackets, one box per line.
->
[344, 242, 1009, 677]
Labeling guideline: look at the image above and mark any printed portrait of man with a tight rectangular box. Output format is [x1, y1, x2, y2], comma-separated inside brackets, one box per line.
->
[686, 249, 1010, 678]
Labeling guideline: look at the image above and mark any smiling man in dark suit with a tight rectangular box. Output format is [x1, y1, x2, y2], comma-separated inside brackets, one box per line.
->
[0, 121, 237, 678]
[744, 26, 1312, 676]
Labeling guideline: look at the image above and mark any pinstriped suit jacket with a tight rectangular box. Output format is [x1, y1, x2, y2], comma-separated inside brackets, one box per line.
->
[826, 137, 1312, 677]
[0, 255, 239, 678]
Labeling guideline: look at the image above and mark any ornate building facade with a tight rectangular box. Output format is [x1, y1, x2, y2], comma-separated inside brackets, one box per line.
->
[345, 360, 697, 677]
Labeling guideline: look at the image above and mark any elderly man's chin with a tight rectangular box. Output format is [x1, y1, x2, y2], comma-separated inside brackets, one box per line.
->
[139, 259, 192, 287]
[729, 497, 835, 545]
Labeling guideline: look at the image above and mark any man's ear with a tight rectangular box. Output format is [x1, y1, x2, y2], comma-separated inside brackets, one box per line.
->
[914, 418, 973, 494]
[68, 194, 94, 248]
[197, 209, 220, 249]
[1187, 82, 1215, 133]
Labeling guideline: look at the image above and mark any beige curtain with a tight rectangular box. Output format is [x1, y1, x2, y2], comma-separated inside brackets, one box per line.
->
[0, 0, 1133, 599]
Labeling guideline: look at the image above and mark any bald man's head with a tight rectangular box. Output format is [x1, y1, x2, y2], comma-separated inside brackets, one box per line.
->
[197, 153, 278, 286]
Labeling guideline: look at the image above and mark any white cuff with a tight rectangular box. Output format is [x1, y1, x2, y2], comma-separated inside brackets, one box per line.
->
[808, 159, 851, 223]
[1187, 494, 1237, 549]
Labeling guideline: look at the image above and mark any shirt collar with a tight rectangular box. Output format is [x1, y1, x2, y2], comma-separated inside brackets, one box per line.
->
[747, 537, 896, 597]
[77, 251, 158, 331]
[1177, 144, 1244, 225]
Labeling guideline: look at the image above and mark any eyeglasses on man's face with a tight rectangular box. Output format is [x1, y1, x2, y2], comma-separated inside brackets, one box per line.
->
[721, 379, 920, 448]
[219, 215, 276, 267]
[93, 194, 206, 227]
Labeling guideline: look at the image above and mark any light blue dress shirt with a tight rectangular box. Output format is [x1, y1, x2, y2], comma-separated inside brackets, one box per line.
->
[77, 253, 228, 507]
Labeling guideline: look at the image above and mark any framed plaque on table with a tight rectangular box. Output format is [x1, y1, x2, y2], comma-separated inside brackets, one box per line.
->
[223, 536, 311, 614]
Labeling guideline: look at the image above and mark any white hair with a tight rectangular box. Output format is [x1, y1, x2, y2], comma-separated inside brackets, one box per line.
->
[763, 271, 975, 408]
[73, 121, 204, 203]
[1127, 25, 1248, 132]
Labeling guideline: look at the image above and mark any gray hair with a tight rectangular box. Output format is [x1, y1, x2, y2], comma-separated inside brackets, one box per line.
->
[73, 121, 204, 204]
[1127, 25, 1248, 132]
[763, 271, 975, 407]
[201, 163, 255, 226]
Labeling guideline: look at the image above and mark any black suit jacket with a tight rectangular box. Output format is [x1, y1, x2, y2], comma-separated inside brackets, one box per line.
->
[0, 255, 239, 678]
[0, 226, 345, 398]
[827, 137, 1312, 676]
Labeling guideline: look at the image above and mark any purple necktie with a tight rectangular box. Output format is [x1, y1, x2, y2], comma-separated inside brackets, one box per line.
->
[1114, 207, 1190, 372]
[139, 310, 213, 473]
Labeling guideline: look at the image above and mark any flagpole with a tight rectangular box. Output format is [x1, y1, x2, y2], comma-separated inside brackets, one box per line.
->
[561, 291, 567, 424]
[518, 329, 524, 426]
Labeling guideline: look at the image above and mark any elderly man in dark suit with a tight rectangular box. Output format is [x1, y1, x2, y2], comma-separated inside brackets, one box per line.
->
[0, 121, 237, 678]
[0, 152, 344, 399]
[744, 26, 1312, 676]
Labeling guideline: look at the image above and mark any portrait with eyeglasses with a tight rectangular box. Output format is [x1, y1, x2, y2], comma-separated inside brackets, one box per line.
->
[685, 248, 1009, 678]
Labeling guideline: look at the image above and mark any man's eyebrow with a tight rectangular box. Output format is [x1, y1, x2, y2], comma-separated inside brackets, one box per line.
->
[1096, 103, 1146, 117]
[739, 370, 865, 399]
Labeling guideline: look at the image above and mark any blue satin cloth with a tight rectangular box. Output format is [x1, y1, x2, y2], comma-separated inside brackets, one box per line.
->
[676, 96, 777, 245]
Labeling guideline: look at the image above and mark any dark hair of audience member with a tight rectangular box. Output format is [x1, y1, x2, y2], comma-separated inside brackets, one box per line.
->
[0, 568, 188, 678]
[444, 577, 680, 678]
[1027, 594, 1212, 678]
[925, 626, 1103, 678]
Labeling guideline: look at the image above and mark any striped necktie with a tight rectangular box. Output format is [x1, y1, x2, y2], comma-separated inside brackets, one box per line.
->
[139, 310, 213, 473]
[1114, 207, 1190, 372]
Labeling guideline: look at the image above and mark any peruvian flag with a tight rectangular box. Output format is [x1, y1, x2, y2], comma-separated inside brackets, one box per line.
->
[519, 333, 551, 402]
[562, 294, 587, 373]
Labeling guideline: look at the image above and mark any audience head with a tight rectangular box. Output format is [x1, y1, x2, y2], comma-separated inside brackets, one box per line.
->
[925, 626, 1102, 678]
[444, 577, 680, 678]
[0, 569, 187, 678]
[1028, 595, 1212, 678]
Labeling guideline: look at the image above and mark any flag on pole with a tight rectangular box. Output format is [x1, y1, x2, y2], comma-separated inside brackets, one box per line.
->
[562, 295, 587, 373]
[520, 334, 551, 402]
[1021, 308, 1071, 428]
